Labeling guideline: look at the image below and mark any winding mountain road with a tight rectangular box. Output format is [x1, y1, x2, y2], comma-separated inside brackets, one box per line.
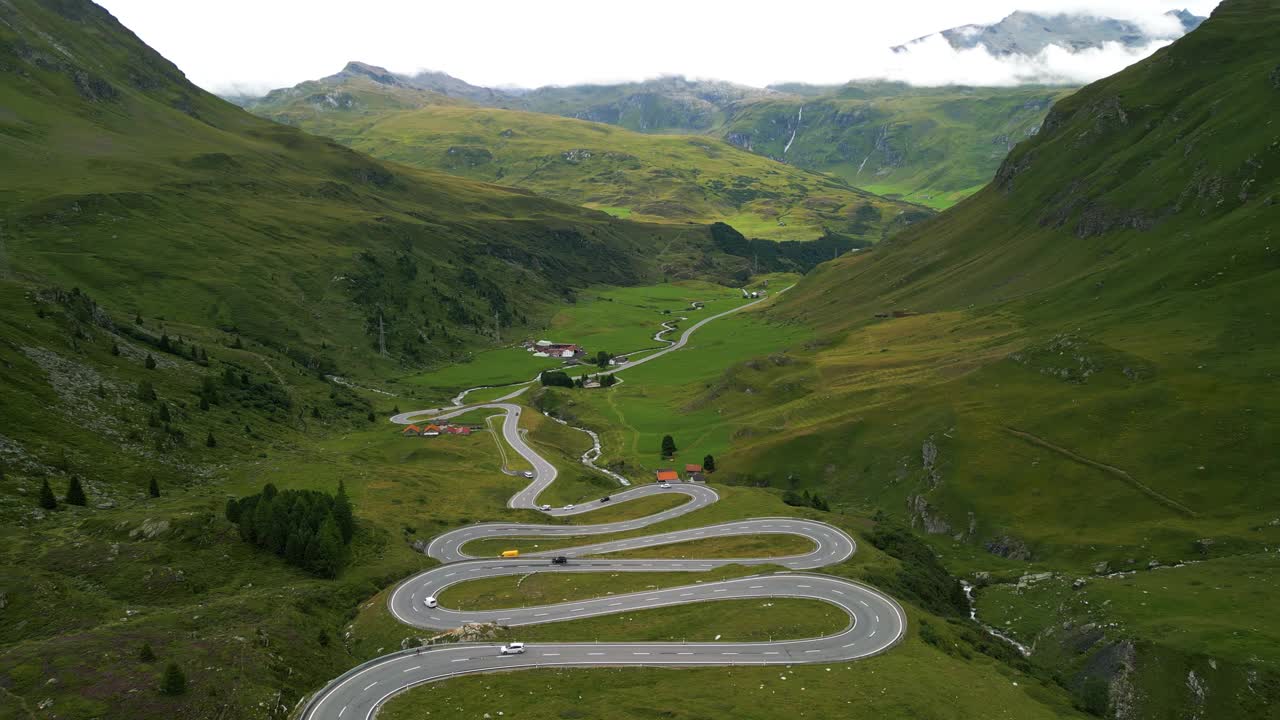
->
[302, 289, 906, 720]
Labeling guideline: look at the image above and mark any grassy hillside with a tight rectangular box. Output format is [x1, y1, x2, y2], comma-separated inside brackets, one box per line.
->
[247, 87, 932, 242]
[0, 1, 779, 377]
[720, 84, 1076, 209]
[640, 1, 1280, 715]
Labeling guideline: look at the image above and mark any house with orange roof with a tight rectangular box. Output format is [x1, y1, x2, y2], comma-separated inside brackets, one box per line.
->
[655, 469, 679, 483]
[421, 424, 442, 436]
[401, 424, 421, 436]
[684, 463, 702, 474]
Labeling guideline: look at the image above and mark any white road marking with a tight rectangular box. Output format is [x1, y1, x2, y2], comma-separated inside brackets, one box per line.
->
[363, 682, 379, 691]
[403, 666, 421, 673]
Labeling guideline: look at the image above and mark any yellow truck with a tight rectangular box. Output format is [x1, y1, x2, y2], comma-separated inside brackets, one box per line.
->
[500, 550, 520, 558]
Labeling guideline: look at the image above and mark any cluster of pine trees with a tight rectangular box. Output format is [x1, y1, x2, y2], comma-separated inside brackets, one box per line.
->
[782, 488, 830, 511]
[225, 481, 355, 578]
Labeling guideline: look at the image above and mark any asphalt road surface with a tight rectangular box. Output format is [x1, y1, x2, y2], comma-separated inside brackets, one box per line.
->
[301, 286, 905, 720]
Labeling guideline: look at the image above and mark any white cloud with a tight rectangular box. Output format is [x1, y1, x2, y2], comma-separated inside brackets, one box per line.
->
[94, 0, 1221, 93]
[866, 34, 1177, 87]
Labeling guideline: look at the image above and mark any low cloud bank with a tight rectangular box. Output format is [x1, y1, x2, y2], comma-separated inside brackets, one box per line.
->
[864, 34, 1176, 87]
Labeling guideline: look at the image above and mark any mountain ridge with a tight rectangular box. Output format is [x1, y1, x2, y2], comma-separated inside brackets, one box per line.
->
[892, 8, 1207, 55]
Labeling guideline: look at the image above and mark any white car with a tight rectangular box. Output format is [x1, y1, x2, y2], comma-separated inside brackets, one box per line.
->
[423, 596, 438, 608]
[659, 482, 671, 489]
[499, 642, 526, 655]
[563, 504, 575, 510]
[539, 504, 552, 511]
[523, 471, 535, 479]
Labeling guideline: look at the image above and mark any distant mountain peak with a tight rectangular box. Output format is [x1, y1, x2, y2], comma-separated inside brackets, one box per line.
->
[329, 61, 407, 87]
[892, 9, 1207, 57]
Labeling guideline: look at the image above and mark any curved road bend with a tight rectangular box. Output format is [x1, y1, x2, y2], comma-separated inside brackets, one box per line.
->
[302, 284, 905, 720]
[392, 285, 790, 426]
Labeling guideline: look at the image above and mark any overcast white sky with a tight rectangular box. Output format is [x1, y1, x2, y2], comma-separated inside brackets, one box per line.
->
[97, 0, 1220, 94]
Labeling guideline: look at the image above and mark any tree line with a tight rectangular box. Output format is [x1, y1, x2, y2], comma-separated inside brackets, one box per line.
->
[225, 481, 355, 578]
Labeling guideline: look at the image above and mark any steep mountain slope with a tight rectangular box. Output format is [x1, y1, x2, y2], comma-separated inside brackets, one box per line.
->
[892, 9, 1206, 55]
[245, 86, 930, 241]
[676, 1, 1279, 715]
[720, 83, 1074, 208]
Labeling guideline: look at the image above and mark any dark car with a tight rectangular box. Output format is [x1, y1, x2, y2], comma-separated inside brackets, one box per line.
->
[599, 495, 611, 503]
[551, 556, 569, 565]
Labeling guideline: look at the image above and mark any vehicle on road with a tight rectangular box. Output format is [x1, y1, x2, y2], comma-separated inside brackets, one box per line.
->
[539, 504, 552, 511]
[551, 556, 568, 565]
[658, 482, 671, 489]
[523, 471, 535, 479]
[499, 642, 526, 655]
[599, 495, 611, 503]
[563, 504, 575, 510]
[423, 596, 438, 608]
[500, 549, 520, 558]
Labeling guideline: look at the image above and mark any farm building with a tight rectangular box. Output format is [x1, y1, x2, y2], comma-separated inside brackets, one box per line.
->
[655, 469, 679, 483]
[400, 423, 477, 438]
[528, 340, 585, 359]
[688, 472, 706, 483]
[684, 464, 703, 473]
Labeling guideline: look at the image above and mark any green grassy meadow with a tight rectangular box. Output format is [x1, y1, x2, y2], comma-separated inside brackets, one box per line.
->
[247, 99, 927, 242]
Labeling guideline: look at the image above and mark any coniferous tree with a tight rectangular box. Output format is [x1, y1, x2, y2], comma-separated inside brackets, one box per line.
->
[138, 379, 156, 402]
[310, 513, 345, 578]
[144, 354, 157, 370]
[205, 432, 216, 448]
[661, 434, 677, 458]
[317, 628, 330, 647]
[111, 342, 121, 356]
[703, 455, 716, 473]
[65, 475, 87, 506]
[139, 642, 156, 662]
[157, 403, 171, 423]
[367, 411, 375, 422]
[149, 476, 160, 498]
[333, 480, 355, 544]
[262, 483, 278, 501]
[199, 396, 210, 411]
[38, 478, 57, 510]
[159, 663, 186, 695]
[225, 497, 240, 523]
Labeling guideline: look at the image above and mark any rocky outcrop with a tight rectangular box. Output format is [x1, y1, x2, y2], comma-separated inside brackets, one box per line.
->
[921, 436, 941, 487]
[908, 494, 951, 534]
[985, 534, 1033, 560]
